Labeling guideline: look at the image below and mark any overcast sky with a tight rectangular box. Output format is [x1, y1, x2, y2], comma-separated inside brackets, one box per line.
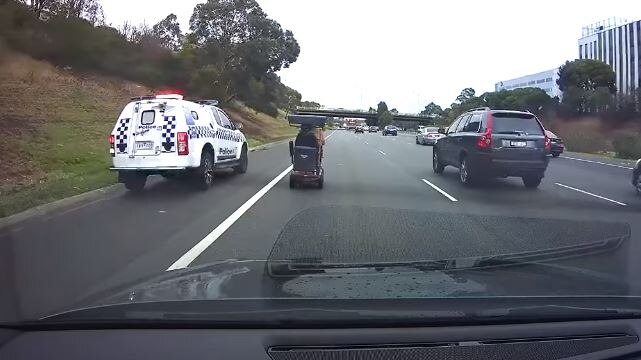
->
[102, 1, 640, 113]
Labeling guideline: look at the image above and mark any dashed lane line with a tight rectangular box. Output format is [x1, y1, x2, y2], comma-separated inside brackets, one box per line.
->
[421, 179, 458, 202]
[555, 183, 627, 206]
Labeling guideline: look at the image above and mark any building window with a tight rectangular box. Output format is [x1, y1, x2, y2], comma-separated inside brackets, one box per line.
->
[528, 80, 535, 85]
[545, 78, 553, 82]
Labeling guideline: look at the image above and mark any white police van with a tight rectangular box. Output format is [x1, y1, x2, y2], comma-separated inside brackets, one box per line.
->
[109, 94, 248, 191]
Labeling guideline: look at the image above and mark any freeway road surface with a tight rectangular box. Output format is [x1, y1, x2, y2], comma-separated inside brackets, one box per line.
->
[1, 130, 641, 321]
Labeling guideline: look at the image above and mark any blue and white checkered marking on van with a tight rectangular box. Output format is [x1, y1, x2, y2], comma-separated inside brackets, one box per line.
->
[188, 126, 215, 139]
[216, 129, 244, 143]
[162, 116, 176, 152]
[115, 118, 130, 153]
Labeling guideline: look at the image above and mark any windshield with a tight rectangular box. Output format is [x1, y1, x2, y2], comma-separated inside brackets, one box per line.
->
[1, 0, 641, 326]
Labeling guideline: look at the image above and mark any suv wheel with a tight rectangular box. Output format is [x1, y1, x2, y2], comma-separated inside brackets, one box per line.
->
[195, 151, 215, 190]
[433, 149, 445, 174]
[459, 157, 474, 185]
[234, 146, 248, 174]
[522, 175, 542, 188]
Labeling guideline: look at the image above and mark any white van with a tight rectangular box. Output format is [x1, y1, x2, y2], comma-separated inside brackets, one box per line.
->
[109, 94, 248, 191]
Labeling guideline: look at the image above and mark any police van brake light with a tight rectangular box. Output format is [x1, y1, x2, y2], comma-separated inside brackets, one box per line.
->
[109, 135, 115, 145]
[177, 132, 189, 155]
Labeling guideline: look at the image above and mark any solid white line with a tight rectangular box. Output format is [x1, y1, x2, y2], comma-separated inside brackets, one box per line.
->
[378, 150, 387, 156]
[560, 155, 633, 170]
[555, 183, 627, 206]
[167, 165, 293, 271]
[421, 179, 458, 202]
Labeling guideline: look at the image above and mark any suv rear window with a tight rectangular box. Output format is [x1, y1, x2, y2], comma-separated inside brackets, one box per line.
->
[491, 112, 543, 135]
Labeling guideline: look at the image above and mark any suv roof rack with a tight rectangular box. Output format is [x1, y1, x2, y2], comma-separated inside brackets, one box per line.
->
[470, 107, 491, 112]
[195, 99, 219, 106]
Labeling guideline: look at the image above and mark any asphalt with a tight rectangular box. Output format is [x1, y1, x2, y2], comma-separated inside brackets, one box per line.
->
[1, 130, 641, 321]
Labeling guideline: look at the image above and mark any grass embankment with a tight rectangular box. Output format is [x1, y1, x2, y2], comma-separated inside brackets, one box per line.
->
[0, 50, 296, 218]
[548, 118, 641, 159]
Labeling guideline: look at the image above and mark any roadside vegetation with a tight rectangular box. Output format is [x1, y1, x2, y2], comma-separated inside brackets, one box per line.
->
[0, 0, 304, 217]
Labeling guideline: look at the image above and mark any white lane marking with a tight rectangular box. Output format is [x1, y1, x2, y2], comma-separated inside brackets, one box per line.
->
[421, 179, 458, 202]
[378, 150, 387, 156]
[167, 165, 293, 270]
[407, 142, 412, 145]
[555, 183, 627, 206]
[158, 210, 167, 214]
[560, 155, 633, 170]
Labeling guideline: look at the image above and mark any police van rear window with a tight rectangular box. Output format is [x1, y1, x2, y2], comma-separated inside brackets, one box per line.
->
[141, 110, 155, 125]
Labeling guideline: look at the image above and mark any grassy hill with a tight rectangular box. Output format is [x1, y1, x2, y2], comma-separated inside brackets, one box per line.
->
[0, 48, 296, 217]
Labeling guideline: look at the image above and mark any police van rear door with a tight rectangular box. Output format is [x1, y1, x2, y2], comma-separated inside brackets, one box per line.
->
[132, 101, 175, 157]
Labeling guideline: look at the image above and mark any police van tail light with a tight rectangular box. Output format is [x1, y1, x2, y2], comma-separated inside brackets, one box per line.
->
[177, 132, 189, 155]
[109, 135, 115, 157]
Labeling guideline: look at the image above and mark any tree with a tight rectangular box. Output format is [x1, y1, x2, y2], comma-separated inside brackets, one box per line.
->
[455, 87, 475, 103]
[20, 0, 55, 18]
[375, 101, 393, 127]
[482, 88, 557, 116]
[152, 14, 183, 51]
[300, 101, 321, 109]
[390, 108, 399, 114]
[376, 101, 388, 115]
[420, 102, 443, 116]
[557, 59, 616, 113]
[188, 0, 300, 101]
[378, 110, 393, 127]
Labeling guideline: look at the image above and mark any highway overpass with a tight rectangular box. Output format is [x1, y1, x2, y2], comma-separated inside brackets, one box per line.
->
[293, 108, 436, 125]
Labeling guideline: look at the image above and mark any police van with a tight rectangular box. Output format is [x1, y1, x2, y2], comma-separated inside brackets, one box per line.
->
[109, 94, 248, 191]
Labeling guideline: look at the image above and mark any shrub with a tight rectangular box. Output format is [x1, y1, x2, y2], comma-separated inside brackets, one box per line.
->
[553, 120, 611, 154]
[612, 134, 641, 159]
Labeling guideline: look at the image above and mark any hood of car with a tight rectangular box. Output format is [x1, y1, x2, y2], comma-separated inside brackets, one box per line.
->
[67, 207, 633, 309]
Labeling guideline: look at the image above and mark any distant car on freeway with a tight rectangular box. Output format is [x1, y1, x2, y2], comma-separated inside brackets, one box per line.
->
[545, 130, 564, 157]
[382, 126, 398, 136]
[368, 126, 379, 132]
[355, 126, 365, 133]
[433, 108, 550, 188]
[416, 127, 444, 145]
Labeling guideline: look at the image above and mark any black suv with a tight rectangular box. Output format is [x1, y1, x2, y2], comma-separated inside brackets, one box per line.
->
[382, 126, 398, 136]
[433, 108, 550, 188]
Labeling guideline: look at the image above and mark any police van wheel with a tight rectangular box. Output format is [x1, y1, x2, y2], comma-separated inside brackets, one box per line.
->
[122, 173, 147, 193]
[234, 147, 248, 174]
[195, 151, 215, 190]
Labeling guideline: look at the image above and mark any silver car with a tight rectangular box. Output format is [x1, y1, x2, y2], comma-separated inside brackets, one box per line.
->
[416, 127, 444, 145]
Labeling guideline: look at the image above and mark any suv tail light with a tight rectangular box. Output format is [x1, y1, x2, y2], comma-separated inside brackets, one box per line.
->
[544, 136, 551, 151]
[177, 132, 189, 155]
[476, 112, 493, 149]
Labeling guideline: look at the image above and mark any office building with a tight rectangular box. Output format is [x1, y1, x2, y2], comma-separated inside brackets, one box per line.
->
[578, 18, 641, 95]
[494, 68, 562, 98]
